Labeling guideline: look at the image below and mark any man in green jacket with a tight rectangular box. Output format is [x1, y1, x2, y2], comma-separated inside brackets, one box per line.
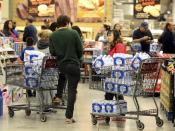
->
[49, 15, 83, 123]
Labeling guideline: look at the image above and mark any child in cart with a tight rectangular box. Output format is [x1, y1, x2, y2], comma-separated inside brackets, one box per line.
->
[20, 37, 36, 97]
[105, 30, 126, 121]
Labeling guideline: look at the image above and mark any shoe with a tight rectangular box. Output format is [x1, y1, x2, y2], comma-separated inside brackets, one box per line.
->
[53, 97, 62, 104]
[65, 118, 76, 124]
[32, 91, 36, 97]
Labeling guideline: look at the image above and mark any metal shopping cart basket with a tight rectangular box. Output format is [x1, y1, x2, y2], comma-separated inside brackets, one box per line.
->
[91, 57, 164, 130]
[5, 56, 66, 122]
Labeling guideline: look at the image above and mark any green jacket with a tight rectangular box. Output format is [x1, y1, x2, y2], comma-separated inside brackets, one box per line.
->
[49, 28, 83, 66]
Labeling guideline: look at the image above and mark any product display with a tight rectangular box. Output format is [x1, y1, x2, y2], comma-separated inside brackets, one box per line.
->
[160, 67, 174, 113]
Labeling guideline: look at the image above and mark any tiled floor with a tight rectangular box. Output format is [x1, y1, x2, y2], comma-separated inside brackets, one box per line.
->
[0, 83, 175, 131]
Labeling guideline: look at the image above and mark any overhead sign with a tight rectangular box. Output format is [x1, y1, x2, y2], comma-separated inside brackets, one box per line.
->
[134, 0, 161, 19]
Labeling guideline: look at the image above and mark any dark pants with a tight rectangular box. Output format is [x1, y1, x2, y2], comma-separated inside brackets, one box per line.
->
[105, 93, 124, 100]
[56, 73, 66, 98]
[58, 63, 80, 119]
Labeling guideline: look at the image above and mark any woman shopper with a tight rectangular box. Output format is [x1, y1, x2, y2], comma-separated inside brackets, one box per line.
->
[113, 23, 122, 36]
[72, 25, 84, 41]
[105, 30, 126, 121]
[95, 23, 110, 42]
[3, 20, 19, 42]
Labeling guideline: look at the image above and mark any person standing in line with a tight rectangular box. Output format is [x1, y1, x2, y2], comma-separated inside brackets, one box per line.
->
[105, 30, 126, 101]
[132, 22, 153, 52]
[20, 37, 36, 97]
[3, 20, 19, 42]
[49, 22, 58, 32]
[113, 23, 122, 36]
[95, 24, 111, 42]
[49, 15, 83, 123]
[159, 23, 175, 53]
[43, 19, 51, 29]
[12, 21, 19, 38]
[37, 29, 52, 55]
[48, 21, 66, 105]
[72, 25, 84, 41]
[23, 18, 38, 44]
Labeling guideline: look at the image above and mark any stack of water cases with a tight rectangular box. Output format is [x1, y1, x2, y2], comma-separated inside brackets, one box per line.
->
[92, 100, 127, 115]
[104, 54, 135, 96]
[92, 53, 150, 116]
[92, 54, 134, 117]
[24, 50, 45, 89]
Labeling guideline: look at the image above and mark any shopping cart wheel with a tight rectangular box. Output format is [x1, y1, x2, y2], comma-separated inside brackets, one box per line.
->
[91, 114, 97, 125]
[8, 108, 14, 118]
[25, 109, 31, 116]
[40, 114, 47, 122]
[136, 120, 144, 130]
[62, 100, 65, 106]
[105, 117, 110, 124]
[156, 117, 164, 127]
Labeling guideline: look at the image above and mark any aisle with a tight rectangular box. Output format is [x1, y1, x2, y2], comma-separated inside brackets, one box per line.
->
[0, 83, 174, 131]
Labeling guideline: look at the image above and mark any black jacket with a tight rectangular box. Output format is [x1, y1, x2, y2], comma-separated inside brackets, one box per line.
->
[159, 29, 175, 53]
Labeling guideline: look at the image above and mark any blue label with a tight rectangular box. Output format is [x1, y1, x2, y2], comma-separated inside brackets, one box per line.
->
[114, 57, 125, 66]
[92, 103, 102, 113]
[131, 57, 142, 70]
[118, 84, 128, 94]
[25, 77, 39, 88]
[105, 104, 114, 113]
[105, 82, 115, 92]
[30, 55, 38, 63]
[112, 70, 124, 79]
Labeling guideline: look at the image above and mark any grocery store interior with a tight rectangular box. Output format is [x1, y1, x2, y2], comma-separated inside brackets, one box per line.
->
[0, 0, 175, 131]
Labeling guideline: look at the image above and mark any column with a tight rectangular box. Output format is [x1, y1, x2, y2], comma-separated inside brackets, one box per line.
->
[172, 0, 175, 23]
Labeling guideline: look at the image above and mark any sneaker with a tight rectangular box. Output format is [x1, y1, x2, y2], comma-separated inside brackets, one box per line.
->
[65, 118, 76, 124]
[53, 97, 62, 104]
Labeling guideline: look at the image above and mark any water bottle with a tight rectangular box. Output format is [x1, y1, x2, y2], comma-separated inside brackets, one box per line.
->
[0, 90, 3, 117]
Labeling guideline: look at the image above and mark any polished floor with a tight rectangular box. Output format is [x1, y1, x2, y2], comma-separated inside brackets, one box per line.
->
[0, 83, 175, 131]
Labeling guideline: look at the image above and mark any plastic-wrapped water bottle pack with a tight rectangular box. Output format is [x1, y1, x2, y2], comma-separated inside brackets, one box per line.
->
[131, 52, 150, 71]
[23, 50, 45, 89]
[93, 53, 150, 73]
[104, 78, 135, 95]
[92, 100, 127, 115]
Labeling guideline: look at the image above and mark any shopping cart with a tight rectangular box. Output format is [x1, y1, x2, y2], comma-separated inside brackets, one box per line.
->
[91, 57, 164, 130]
[5, 56, 66, 122]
